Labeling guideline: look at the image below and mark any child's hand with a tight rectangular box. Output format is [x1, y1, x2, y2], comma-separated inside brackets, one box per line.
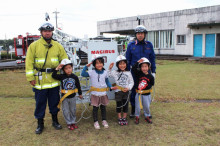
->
[111, 86, 118, 90]
[109, 63, 114, 70]
[30, 80, 36, 86]
[122, 88, 128, 92]
[138, 59, 144, 63]
[86, 62, 92, 67]
[79, 95, 83, 99]
[56, 64, 64, 70]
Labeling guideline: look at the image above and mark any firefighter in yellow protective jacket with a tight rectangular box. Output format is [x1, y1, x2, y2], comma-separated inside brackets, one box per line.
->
[25, 22, 68, 134]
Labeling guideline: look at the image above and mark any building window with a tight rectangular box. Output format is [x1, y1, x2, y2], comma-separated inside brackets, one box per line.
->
[147, 31, 159, 48]
[160, 30, 174, 48]
[147, 30, 174, 49]
[177, 35, 186, 44]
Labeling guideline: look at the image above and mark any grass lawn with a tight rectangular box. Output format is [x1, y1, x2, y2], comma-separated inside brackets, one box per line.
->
[0, 70, 34, 98]
[0, 60, 220, 100]
[0, 60, 220, 145]
[156, 60, 220, 101]
[0, 98, 219, 145]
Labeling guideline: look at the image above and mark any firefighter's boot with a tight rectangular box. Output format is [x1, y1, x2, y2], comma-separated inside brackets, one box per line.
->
[52, 114, 62, 130]
[35, 119, 44, 134]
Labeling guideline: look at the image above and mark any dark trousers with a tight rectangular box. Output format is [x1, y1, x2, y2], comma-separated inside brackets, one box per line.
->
[116, 99, 128, 113]
[93, 105, 106, 122]
[130, 87, 136, 107]
[130, 69, 137, 107]
[34, 86, 60, 119]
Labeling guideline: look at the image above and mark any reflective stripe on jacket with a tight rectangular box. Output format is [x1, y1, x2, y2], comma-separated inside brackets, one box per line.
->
[25, 37, 68, 90]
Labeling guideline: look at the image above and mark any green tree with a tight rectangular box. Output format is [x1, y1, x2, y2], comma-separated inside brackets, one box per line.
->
[0, 39, 14, 50]
[0, 39, 14, 59]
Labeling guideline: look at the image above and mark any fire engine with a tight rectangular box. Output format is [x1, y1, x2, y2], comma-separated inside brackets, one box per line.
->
[14, 33, 40, 64]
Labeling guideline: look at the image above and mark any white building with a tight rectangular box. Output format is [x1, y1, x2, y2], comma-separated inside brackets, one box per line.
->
[97, 5, 220, 57]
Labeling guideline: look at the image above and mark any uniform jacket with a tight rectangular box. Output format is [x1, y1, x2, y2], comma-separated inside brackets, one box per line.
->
[25, 37, 68, 90]
[126, 40, 156, 73]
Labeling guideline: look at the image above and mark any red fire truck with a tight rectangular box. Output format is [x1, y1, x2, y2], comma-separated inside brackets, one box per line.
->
[14, 33, 40, 63]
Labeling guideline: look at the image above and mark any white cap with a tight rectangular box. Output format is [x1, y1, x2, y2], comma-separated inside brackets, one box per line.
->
[138, 57, 151, 67]
[61, 59, 72, 66]
[91, 54, 103, 62]
[116, 55, 126, 63]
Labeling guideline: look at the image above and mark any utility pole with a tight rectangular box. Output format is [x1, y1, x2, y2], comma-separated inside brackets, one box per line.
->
[53, 9, 60, 28]
[5, 34, 8, 59]
[0, 46, 2, 61]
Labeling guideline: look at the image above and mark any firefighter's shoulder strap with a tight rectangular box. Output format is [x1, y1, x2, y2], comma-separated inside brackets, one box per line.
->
[35, 44, 51, 71]
[57, 89, 78, 109]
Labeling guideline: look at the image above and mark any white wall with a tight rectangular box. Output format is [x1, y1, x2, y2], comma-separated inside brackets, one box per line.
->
[97, 5, 220, 56]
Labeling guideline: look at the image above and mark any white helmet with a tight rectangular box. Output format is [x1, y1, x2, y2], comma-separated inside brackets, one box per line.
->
[135, 25, 147, 34]
[138, 57, 151, 67]
[38, 22, 54, 31]
[116, 55, 126, 63]
[91, 54, 103, 63]
[61, 59, 73, 66]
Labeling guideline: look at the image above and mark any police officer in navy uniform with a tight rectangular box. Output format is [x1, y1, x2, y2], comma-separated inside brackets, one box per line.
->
[126, 25, 156, 118]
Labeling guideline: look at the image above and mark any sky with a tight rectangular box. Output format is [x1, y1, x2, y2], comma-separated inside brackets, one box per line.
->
[0, 0, 219, 40]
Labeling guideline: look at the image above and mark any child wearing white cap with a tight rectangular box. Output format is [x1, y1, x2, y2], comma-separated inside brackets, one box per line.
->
[52, 59, 83, 130]
[131, 57, 154, 124]
[81, 54, 117, 129]
[108, 55, 134, 126]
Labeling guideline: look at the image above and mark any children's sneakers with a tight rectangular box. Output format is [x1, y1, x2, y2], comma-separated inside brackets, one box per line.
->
[72, 124, 78, 129]
[67, 124, 74, 130]
[102, 120, 109, 128]
[94, 121, 100, 129]
[145, 116, 152, 124]
[135, 116, 139, 124]
[118, 118, 123, 126]
[122, 118, 128, 125]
